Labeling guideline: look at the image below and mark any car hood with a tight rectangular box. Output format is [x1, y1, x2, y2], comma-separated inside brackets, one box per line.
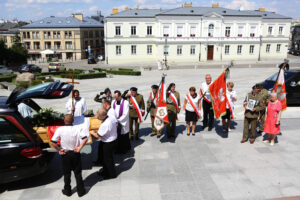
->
[6, 81, 74, 106]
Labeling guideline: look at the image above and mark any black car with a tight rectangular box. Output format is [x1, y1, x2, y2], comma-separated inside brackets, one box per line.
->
[262, 70, 300, 105]
[87, 55, 97, 64]
[18, 64, 42, 73]
[0, 81, 73, 184]
[294, 50, 300, 56]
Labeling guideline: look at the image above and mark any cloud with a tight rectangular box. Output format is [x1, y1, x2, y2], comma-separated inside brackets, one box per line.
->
[89, 6, 98, 12]
[161, 0, 182, 3]
[223, 0, 257, 10]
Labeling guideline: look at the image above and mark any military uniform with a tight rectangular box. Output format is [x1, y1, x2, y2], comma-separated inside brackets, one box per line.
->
[242, 92, 264, 142]
[258, 88, 270, 132]
[166, 91, 180, 137]
[128, 94, 145, 139]
[147, 92, 161, 136]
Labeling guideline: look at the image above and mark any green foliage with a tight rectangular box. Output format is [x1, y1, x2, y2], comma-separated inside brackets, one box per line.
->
[118, 68, 134, 71]
[74, 72, 106, 79]
[93, 68, 107, 72]
[31, 108, 64, 127]
[107, 70, 141, 76]
[16, 81, 30, 88]
[31, 79, 43, 86]
[44, 78, 54, 82]
[0, 74, 17, 82]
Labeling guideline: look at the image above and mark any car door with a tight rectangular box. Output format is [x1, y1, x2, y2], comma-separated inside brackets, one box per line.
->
[6, 81, 74, 106]
[286, 73, 300, 104]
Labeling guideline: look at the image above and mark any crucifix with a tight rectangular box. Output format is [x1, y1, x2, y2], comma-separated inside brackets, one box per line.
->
[66, 74, 80, 116]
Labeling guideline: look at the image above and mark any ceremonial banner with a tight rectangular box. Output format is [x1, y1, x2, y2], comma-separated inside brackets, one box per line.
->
[273, 69, 287, 110]
[129, 94, 144, 123]
[154, 76, 169, 131]
[209, 71, 227, 119]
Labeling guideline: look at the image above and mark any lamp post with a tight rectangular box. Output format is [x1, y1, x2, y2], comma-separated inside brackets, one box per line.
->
[164, 37, 168, 69]
[258, 35, 262, 61]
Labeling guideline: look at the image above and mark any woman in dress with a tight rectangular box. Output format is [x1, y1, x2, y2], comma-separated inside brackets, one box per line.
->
[222, 82, 237, 132]
[183, 87, 201, 136]
[263, 92, 282, 146]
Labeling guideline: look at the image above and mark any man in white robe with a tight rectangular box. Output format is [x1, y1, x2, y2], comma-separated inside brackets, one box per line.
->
[65, 90, 87, 117]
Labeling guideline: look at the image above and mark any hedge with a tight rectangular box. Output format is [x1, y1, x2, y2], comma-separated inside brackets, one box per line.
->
[35, 71, 64, 76]
[118, 68, 134, 71]
[107, 70, 141, 76]
[93, 67, 107, 72]
[60, 72, 106, 79]
[0, 74, 17, 82]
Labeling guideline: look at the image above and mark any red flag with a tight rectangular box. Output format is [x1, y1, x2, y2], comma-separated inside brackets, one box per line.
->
[273, 69, 287, 110]
[154, 76, 169, 131]
[209, 71, 227, 119]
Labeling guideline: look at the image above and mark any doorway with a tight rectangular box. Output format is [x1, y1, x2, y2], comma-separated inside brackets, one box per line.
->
[207, 45, 214, 60]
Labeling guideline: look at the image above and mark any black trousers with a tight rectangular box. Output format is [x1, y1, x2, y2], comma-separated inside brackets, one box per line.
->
[61, 151, 85, 194]
[202, 100, 214, 128]
[99, 140, 117, 179]
[166, 111, 176, 137]
[116, 132, 131, 154]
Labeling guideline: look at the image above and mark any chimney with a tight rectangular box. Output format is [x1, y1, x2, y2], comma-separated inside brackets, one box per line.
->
[112, 8, 119, 14]
[184, 3, 192, 7]
[212, 3, 219, 8]
[125, 7, 129, 11]
[258, 8, 265, 12]
[72, 13, 83, 21]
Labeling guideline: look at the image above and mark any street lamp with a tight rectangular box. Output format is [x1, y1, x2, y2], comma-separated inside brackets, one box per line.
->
[164, 37, 168, 69]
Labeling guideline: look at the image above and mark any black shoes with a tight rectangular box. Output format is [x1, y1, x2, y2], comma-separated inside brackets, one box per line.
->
[78, 189, 86, 197]
[62, 189, 72, 197]
[208, 127, 213, 131]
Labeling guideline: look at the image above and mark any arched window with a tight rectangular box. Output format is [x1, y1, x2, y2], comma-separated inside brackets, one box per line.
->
[208, 24, 214, 37]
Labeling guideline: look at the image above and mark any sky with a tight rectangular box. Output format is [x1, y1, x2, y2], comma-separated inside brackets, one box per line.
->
[0, 0, 299, 22]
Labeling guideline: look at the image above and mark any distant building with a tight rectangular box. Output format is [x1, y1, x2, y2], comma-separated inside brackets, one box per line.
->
[20, 14, 104, 61]
[105, 4, 292, 65]
[0, 21, 27, 48]
[290, 19, 300, 50]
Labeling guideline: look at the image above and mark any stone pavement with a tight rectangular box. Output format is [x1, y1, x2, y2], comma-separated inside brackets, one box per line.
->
[1, 118, 300, 200]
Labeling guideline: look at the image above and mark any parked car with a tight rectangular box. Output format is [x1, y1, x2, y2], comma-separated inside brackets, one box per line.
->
[18, 64, 42, 73]
[0, 81, 73, 184]
[262, 70, 300, 105]
[288, 49, 294, 55]
[294, 50, 300, 56]
[88, 55, 97, 64]
[0, 65, 14, 76]
[48, 62, 66, 72]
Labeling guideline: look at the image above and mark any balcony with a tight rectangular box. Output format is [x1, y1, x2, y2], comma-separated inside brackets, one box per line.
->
[250, 33, 255, 37]
[238, 34, 243, 37]
[190, 34, 195, 37]
[163, 34, 169, 37]
[177, 34, 182, 37]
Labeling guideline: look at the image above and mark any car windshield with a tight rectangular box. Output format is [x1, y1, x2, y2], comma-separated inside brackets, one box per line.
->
[50, 63, 56, 66]
[266, 72, 297, 82]
[21, 83, 53, 96]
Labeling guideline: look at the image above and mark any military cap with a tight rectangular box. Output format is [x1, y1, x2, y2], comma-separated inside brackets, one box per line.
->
[130, 87, 138, 91]
[151, 85, 159, 89]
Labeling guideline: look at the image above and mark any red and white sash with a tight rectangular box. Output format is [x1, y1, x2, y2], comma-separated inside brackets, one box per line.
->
[186, 94, 200, 118]
[200, 89, 211, 103]
[150, 92, 158, 106]
[168, 91, 180, 112]
[129, 94, 144, 123]
[225, 95, 235, 119]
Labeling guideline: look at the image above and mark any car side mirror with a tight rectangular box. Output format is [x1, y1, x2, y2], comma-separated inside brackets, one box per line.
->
[290, 81, 297, 87]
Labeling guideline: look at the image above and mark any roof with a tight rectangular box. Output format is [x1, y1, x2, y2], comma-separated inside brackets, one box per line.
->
[0, 22, 25, 31]
[21, 16, 104, 29]
[106, 6, 291, 19]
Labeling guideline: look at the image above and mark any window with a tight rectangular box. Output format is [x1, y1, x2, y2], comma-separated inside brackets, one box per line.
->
[164, 45, 169, 55]
[90, 40, 93, 47]
[27, 32, 30, 39]
[268, 26, 273, 35]
[177, 45, 182, 55]
[89, 31, 93, 38]
[53, 31, 57, 39]
[44, 32, 47, 39]
[65, 31, 72, 39]
[115, 26, 121, 36]
[266, 44, 271, 53]
[225, 27, 231, 37]
[147, 26, 152, 35]
[33, 42, 40, 49]
[131, 26, 136, 36]
[0, 117, 28, 144]
[163, 26, 169, 37]
[276, 44, 281, 52]
[84, 31, 88, 38]
[65, 41, 72, 49]
[54, 42, 61, 50]
[190, 25, 196, 37]
[208, 24, 214, 37]
[116, 45, 121, 55]
[238, 25, 244, 37]
[147, 45, 152, 54]
[250, 26, 256, 37]
[225, 45, 230, 54]
[84, 41, 88, 48]
[177, 25, 183, 37]
[279, 26, 283, 35]
[96, 40, 100, 47]
[25, 42, 31, 49]
[47, 31, 51, 39]
[23, 32, 26, 39]
[57, 31, 61, 39]
[249, 45, 254, 54]
[68, 31, 72, 39]
[95, 30, 100, 37]
[190, 45, 195, 55]
[45, 42, 51, 49]
[32, 32, 36, 39]
[131, 45, 136, 55]
[237, 45, 242, 54]
[36, 32, 40, 39]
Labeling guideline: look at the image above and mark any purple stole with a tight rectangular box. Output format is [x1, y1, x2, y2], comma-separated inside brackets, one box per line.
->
[113, 99, 125, 134]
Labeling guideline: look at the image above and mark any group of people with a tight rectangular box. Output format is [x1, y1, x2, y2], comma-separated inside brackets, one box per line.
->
[51, 72, 283, 197]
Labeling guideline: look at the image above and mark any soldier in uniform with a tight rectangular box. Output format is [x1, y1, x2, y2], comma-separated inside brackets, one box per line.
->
[127, 87, 145, 140]
[166, 83, 180, 138]
[257, 83, 270, 134]
[94, 88, 113, 103]
[147, 85, 161, 137]
[241, 85, 264, 144]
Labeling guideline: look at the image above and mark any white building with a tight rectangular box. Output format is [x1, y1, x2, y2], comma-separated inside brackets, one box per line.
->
[104, 4, 292, 65]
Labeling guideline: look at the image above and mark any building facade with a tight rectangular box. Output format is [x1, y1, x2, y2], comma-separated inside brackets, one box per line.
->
[20, 14, 104, 61]
[105, 5, 292, 65]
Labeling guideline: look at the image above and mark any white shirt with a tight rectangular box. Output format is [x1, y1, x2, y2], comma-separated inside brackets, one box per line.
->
[18, 103, 32, 118]
[65, 97, 87, 117]
[185, 94, 200, 112]
[226, 90, 237, 109]
[51, 125, 87, 151]
[97, 116, 118, 142]
[200, 82, 212, 102]
[112, 99, 130, 134]
[107, 108, 117, 120]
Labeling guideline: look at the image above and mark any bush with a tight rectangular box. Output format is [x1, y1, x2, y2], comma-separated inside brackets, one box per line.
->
[118, 68, 134, 71]
[93, 68, 107, 72]
[31, 79, 43, 86]
[44, 78, 55, 82]
[75, 72, 106, 79]
[17, 81, 29, 88]
[0, 74, 17, 82]
[107, 70, 141, 76]
[36, 71, 63, 76]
